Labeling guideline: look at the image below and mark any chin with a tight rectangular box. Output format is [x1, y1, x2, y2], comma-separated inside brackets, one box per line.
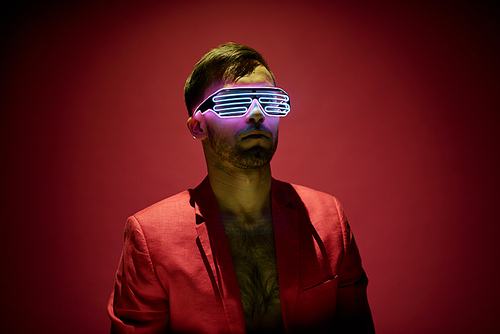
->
[230, 147, 276, 169]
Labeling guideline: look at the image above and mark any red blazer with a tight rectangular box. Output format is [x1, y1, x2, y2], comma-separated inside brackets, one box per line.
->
[108, 178, 374, 333]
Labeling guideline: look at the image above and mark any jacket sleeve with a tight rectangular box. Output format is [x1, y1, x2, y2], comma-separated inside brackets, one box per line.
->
[107, 216, 170, 333]
[333, 198, 375, 333]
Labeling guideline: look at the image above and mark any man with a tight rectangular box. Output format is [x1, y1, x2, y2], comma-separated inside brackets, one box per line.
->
[108, 42, 375, 333]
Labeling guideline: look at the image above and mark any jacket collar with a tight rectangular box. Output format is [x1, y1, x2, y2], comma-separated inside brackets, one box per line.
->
[270, 178, 300, 332]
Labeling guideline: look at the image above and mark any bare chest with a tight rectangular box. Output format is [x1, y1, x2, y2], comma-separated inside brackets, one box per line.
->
[224, 219, 285, 333]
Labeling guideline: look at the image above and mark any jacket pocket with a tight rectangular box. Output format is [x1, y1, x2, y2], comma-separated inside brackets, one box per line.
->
[303, 275, 338, 300]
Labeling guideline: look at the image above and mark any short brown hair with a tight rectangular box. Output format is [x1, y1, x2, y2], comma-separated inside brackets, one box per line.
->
[184, 42, 275, 116]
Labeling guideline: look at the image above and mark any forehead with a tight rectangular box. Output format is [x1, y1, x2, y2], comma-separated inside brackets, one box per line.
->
[204, 65, 275, 99]
[225, 66, 275, 88]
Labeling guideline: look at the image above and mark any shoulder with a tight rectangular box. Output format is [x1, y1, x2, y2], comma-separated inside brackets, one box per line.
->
[127, 190, 195, 235]
[292, 183, 337, 202]
[134, 190, 192, 218]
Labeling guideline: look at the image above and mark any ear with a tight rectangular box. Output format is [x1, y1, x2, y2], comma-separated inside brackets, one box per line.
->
[187, 113, 207, 139]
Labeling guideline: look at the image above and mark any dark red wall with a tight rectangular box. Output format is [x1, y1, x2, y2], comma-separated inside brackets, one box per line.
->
[2, 1, 499, 333]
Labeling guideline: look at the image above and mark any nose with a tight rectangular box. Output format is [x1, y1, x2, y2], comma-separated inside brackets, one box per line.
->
[246, 99, 265, 123]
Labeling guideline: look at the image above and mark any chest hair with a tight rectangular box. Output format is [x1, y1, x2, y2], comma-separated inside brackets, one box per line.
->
[223, 217, 284, 332]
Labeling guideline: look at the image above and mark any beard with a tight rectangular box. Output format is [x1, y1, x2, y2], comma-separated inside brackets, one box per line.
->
[206, 124, 278, 169]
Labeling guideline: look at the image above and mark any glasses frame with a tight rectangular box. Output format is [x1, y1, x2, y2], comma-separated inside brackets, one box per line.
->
[194, 86, 291, 118]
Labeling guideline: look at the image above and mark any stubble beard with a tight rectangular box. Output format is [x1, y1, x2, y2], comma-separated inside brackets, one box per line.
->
[206, 125, 278, 169]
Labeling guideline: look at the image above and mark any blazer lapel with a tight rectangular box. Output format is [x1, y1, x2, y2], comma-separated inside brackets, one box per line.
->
[193, 178, 246, 333]
[272, 179, 300, 332]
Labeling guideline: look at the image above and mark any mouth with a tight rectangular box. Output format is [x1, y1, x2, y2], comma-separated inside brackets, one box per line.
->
[241, 130, 271, 140]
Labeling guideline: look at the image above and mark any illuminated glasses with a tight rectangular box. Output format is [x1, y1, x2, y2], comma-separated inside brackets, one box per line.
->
[194, 87, 291, 118]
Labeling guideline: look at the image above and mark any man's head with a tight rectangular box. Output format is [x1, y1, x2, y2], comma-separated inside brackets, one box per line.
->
[184, 42, 275, 117]
[186, 43, 284, 170]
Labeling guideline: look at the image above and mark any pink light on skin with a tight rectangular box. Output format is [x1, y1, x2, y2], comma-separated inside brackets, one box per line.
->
[203, 99, 278, 149]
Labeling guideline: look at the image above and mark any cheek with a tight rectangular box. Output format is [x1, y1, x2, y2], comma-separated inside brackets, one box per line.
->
[204, 115, 224, 134]
[205, 117, 239, 140]
[205, 111, 239, 126]
[266, 117, 280, 132]
[206, 114, 246, 133]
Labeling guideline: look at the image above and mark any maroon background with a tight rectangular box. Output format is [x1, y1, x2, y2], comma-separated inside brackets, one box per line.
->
[1, 1, 499, 333]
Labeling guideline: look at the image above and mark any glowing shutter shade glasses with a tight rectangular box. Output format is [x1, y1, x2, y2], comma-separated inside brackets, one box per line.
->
[194, 87, 291, 118]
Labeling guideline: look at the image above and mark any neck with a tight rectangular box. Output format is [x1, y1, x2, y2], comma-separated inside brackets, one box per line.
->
[207, 161, 273, 220]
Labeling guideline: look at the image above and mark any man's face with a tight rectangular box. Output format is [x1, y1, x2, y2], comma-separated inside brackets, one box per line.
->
[202, 66, 280, 169]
